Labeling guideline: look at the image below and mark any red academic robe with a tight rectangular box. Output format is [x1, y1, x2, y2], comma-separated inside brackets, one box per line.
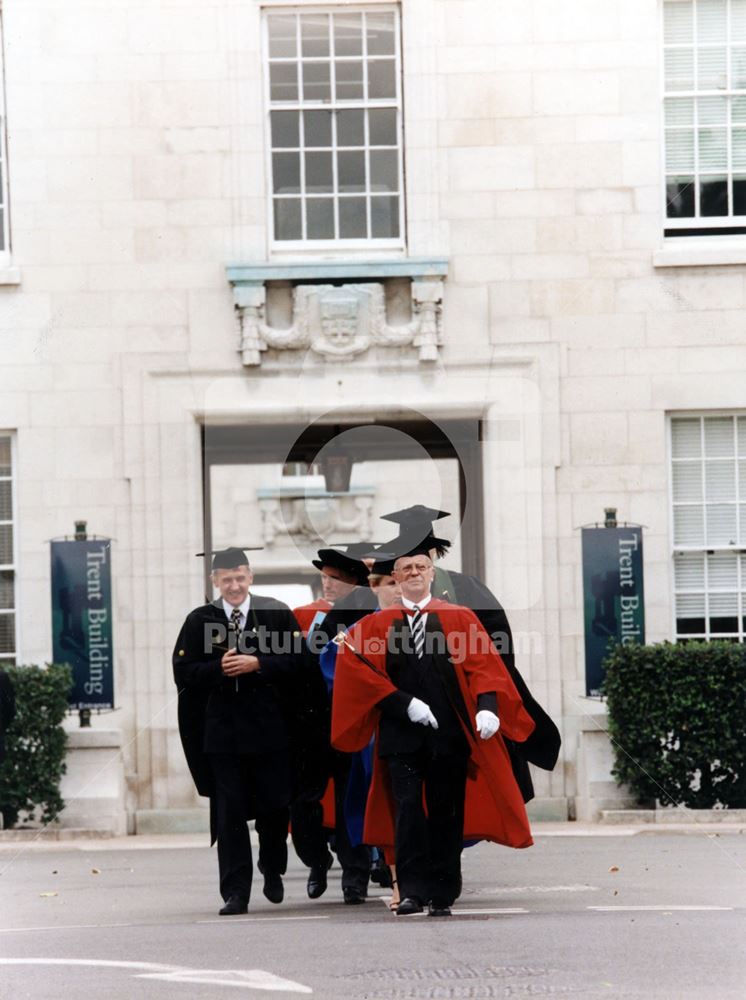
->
[331, 600, 536, 852]
[293, 599, 333, 637]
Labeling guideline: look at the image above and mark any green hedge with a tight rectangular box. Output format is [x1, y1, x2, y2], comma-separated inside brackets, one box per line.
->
[0, 664, 72, 829]
[603, 641, 746, 809]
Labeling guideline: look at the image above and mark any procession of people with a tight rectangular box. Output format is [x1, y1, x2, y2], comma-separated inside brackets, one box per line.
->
[172, 505, 561, 918]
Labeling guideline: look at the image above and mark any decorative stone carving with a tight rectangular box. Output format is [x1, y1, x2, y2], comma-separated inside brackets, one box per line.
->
[257, 486, 375, 547]
[236, 279, 443, 367]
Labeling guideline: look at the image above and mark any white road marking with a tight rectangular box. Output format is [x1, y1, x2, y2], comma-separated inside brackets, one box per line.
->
[0, 923, 135, 934]
[137, 969, 312, 993]
[0, 958, 313, 994]
[588, 905, 734, 912]
[379, 901, 529, 916]
[475, 884, 600, 894]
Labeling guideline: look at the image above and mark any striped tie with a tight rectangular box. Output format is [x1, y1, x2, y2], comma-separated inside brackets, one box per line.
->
[409, 605, 424, 659]
[229, 607, 242, 645]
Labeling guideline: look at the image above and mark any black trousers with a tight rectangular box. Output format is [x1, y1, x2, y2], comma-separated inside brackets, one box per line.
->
[386, 749, 468, 906]
[290, 750, 370, 893]
[208, 751, 290, 902]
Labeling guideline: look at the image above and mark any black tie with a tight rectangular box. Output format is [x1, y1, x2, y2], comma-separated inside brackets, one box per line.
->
[409, 605, 424, 659]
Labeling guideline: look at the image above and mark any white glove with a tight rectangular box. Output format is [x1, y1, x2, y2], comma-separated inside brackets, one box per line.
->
[407, 697, 439, 729]
[475, 710, 500, 740]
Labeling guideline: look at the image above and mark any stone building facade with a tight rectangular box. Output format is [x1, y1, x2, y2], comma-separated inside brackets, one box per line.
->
[1, 0, 744, 829]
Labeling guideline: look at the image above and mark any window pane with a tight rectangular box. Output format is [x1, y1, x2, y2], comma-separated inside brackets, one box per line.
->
[665, 48, 694, 90]
[697, 0, 727, 43]
[705, 416, 734, 456]
[0, 524, 11, 565]
[270, 62, 298, 102]
[304, 110, 332, 147]
[700, 176, 728, 215]
[734, 0, 746, 41]
[368, 59, 396, 99]
[698, 47, 727, 89]
[740, 460, 746, 495]
[272, 152, 300, 194]
[339, 197, 367, 238]
[335, 60, 364, 100]
[268, 14, 297, 59]
[674, 504, 704, 545]
[708, 551, 738, 587]
[371, 195, 399, 238]
[273, 199, 302, 240]
[733, 130, 746, 169]
[334, 13, 362, 56]
[672, 418, 702, 458]
[0, 571, 12, 610]
[706, 504, 737, 545]
[666, 177, 695, 217]
[739, 418, 746, 454]
[369, 108, 397, 146]
[673, 461, 702, 501]
[0, 614, 14, 654]
[674, 552, 705, 589]
[733, 96, 746, 122]
[666, 130, 695, 170]
[664, 1, 694, 44]
[699, 95, 727, 124]
[676, 616, 706, 635]
[305, 151, 333, 193]
[337, 109, 365, 146]
[303, 62, 331, 102]
[698, 129, 727, 170]
[301, 14, 330, 58]
[732, 46, 746, 87]
[666, 97, 694, 126]
[676, 591, 705, 618]
[0, 438, 9, 476]
[337, 150, 366, 192]
[370, 149, 398, 192]
[271, 111, 300, 149]
[740, 503, 746, 542]
[306, 198, 335, 239]
[0, 481, 11, 521]
[705, 459, 736, 499]
[734, 176, 746, 213]
[366, 12, 396, 55]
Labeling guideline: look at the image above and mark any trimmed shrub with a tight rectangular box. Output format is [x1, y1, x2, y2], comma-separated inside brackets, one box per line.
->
[603, 641, 746, 809]
[0, 664, 72, 828]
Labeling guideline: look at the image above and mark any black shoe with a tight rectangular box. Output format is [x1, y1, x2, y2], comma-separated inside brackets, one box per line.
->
[262, 872, 284, 904]
[219, 895, 248, 916]
[370, 858, 393, 888]
[427, 900, 452, 917]
[396, 896, 424, 916]
[343, 886, 366, 905]
[307, 852, 334, 899]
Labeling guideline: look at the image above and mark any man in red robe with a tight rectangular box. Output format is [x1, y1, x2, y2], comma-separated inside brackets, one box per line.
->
[331, 549, 535, 917]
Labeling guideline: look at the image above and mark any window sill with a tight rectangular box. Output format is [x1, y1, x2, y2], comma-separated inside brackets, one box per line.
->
[0, 266, 21, 286]
[654, 238, 746, 268]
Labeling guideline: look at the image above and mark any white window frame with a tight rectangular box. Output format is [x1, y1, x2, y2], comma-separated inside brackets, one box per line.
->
[0, 432, 16, 664]
[262, 3, 406, 254]
[668, 412, 746, 642]
[662, 0, 746, 234]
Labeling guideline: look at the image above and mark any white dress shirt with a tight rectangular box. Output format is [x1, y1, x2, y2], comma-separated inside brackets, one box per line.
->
[222, 595, 251, 629]
[401, 591, 432, 632]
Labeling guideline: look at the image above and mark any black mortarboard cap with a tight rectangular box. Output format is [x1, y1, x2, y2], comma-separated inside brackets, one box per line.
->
[380, 505, 451, 528]
[196, 546, 262, 570]
[338, 541, 377, 558]
[375, 530, 451, 561]
[369, 555, 396, 575]
[311, 548, 370, 586]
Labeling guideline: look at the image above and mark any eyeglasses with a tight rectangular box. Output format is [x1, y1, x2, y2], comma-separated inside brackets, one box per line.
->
[396, 563, 431, 577]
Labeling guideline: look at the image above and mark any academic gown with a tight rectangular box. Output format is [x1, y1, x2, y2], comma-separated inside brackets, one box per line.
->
[294, 599, 332, 637]
[172, 594, 323, 842]
[331, 600, 536, 853]
[433, 566, 561, 799]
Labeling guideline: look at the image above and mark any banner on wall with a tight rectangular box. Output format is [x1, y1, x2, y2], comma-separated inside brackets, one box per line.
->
[50, 539, 114, 709]
[582, 526, 645, 697]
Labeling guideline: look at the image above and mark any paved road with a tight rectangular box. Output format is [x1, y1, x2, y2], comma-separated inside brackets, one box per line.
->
[1, 830, 745, 999]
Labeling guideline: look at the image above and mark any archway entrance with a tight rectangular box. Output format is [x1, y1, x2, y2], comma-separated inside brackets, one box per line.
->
[201, 413, 484, 603]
